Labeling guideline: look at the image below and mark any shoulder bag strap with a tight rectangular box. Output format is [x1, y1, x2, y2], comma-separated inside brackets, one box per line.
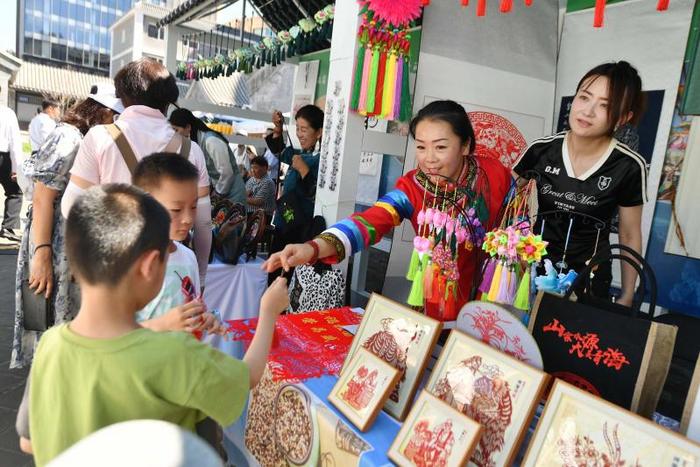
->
[163, 132, 190, 158]
[105, 123, 138, 175]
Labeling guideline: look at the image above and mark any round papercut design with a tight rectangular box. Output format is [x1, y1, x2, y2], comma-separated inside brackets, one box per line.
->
[456, 301, 543, 369]
[468, 111, 527, 168]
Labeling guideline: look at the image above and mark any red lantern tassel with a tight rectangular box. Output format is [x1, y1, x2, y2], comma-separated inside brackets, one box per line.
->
[500, 0, 513, 13]
[524, 0, 533, 5]
[370, 51, 387, 116]
[657, 0, 670, 11]
[461, 0, 469, 6]
[594, 0, 606, 28]
[476, 0, 486, 16]
[421, 0, 430, 5]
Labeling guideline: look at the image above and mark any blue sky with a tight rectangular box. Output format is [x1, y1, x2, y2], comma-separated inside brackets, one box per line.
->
[1, 2, 17, 54]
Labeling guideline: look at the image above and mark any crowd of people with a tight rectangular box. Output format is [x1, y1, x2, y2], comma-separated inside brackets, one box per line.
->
[0, 55, 649, 465]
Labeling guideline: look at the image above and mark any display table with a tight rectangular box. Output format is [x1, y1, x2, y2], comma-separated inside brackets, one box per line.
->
[203, 256, 267, 321]
[218, 308, 403, 467]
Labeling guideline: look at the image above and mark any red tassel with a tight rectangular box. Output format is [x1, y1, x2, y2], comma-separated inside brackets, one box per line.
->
[421, 0, 430, 5]
[524, 0, 533, 5]
[476, 0, 486, 16]
[461, 0, 469, 6]
[500, 0, 513, 13]
[657, 0, 670, 11]
[594, 0, 606, 27]
[369, 51, 387, 116]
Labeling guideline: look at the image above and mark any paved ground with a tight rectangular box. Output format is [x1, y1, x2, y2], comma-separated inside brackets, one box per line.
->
[0, 251, 33, 467]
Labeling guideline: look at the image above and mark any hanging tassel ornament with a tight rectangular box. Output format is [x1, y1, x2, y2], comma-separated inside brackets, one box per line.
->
[524, 0, 533, 6]
[478, 258, 497, 294]
[500, 0, 513, 13]
[657, 0, 670, 10]
[476, 0, 487, 16]
[487, 261, 503, 302]
[351, 29, 368, 111]
[357, 46, 373, 114]
[593, 0, 606, 27]
[513, 268, 531, 311]
[461, 0, 469, 6]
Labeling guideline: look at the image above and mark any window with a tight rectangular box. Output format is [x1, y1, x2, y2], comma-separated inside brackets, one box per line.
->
[51, 43, 67, 61]
[147, 24, 164, 40]
[23, 36, 33, 55]
[68, 47, 83, 65]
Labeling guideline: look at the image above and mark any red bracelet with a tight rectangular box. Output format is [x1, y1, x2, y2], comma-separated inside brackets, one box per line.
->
[306, 240, 320, 264]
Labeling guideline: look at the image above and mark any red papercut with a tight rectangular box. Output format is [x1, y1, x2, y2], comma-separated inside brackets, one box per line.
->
[225, 308, 363, 382]
[542, 319, 631, 371]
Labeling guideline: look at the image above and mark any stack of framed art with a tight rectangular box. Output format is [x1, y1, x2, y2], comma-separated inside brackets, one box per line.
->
[322, 293, 700, 466]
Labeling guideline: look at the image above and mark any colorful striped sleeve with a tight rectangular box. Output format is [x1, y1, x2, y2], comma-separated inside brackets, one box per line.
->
[320, 188, 414, 263]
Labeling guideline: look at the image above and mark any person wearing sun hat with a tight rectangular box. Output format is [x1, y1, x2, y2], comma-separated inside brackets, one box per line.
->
[10, 84, 123, 369]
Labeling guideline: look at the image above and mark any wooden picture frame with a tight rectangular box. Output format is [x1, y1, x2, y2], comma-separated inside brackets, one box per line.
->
[342, 293, 443, 421]
[523, 379, 700, 466]
[328, 348, 401, 432]
[424, 329, 549, 467]
[388, 391, 483, 467]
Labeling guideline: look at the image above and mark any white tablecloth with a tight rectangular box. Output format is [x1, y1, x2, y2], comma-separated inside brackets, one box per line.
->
[203, 257, 267, 322]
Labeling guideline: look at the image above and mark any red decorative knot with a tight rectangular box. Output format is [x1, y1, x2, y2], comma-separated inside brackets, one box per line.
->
[524, 0, 533, 5]
[461, 0, 469, 6]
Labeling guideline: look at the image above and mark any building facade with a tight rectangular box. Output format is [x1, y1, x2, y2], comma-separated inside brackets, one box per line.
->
[16, 0, 171, 75]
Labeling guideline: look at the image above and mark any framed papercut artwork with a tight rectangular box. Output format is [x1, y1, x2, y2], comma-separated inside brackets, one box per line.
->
[424, 330, 549, 467]
[328, 348, 401, 432]
[523, 380, 700, 466]
[388, 391, 483, 467]
[342, 293, 443, 420]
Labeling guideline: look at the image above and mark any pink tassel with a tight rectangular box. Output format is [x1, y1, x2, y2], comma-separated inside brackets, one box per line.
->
[495, 266, 511, 304]
[478, 258, 496, 293]
[505, 267, 518, 304]
[524, 0, 533, 5]
[393, 56, 404, 120]
[358, 48, 372, 114]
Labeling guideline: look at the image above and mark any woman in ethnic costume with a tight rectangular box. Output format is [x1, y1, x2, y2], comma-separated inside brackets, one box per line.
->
[263, 100, 512, 320]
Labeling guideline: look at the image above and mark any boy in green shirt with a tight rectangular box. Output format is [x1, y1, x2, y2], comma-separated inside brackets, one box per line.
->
[17, 184, 289, 466]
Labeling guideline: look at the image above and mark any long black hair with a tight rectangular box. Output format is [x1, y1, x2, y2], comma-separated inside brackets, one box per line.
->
[169, 108, 228, 145]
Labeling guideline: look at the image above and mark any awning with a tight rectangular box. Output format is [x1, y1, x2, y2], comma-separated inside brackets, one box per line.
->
[157, 0, 334, 32]
[11, 61, 113, 98]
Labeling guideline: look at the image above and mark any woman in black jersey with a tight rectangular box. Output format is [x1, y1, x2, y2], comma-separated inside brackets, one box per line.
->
[513, 61, 647, 306]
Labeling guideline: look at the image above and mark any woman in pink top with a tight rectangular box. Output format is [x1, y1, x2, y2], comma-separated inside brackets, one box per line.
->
[61, 59, 213, 285]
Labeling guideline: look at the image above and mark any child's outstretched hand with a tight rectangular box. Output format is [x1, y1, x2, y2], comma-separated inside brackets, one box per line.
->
[260, 277, 289, 318]
[160, 301, 205, 332]
[197, 312, 228, 336]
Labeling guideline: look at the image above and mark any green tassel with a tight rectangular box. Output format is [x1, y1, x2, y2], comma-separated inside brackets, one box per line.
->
[350, 44, 366, 111]
[513, 269, 531, 311]
[407, 261, 425, 307]
[366, 48, 380, 113]
[399, 57, 412, 122]
[406, 250, 420, 281]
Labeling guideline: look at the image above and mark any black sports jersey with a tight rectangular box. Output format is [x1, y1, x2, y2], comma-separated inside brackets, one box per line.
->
[513, 132, 648, 270]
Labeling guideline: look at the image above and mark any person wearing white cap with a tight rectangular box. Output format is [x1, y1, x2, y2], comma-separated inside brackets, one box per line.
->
[10, 86, 123, 369]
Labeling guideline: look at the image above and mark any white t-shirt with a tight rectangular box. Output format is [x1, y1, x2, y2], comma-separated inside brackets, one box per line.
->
[69, 105, 210, 189]
[29, 112, 57, 152]
[136, 242, 201, 322]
